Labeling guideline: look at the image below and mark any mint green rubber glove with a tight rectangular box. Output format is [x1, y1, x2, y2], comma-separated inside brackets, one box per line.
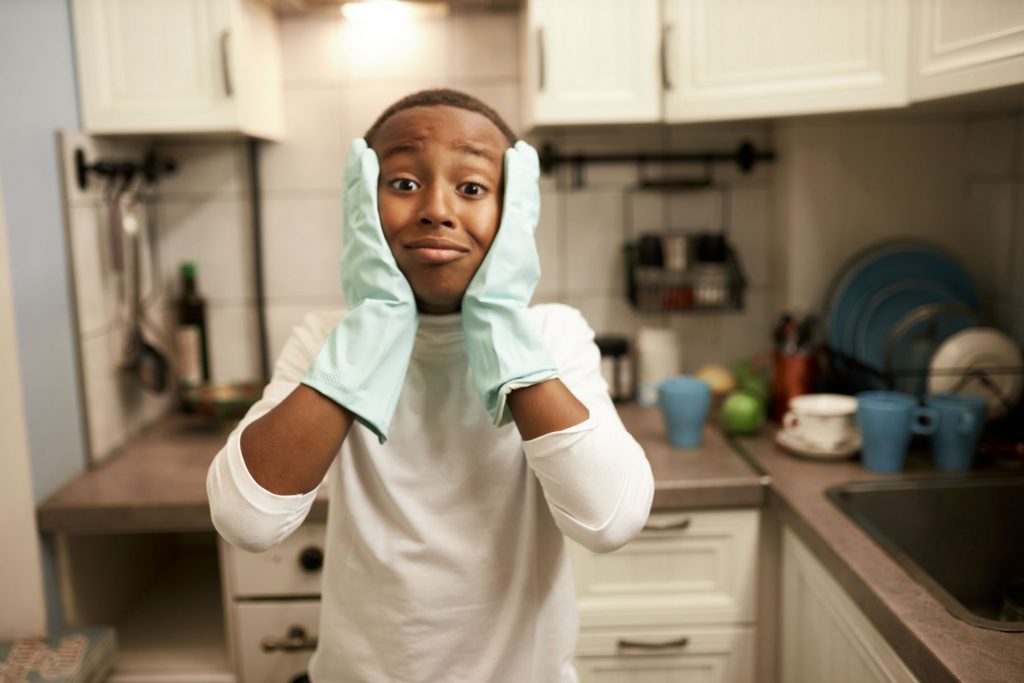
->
[462, 141, 558, 426]
[302, 139, 418, 443]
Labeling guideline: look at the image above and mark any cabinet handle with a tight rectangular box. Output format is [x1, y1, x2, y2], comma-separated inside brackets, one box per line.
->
[661, 24, 673, 90]
[617, 636, 689, 652]
[220, 29, 234, 97]
[642, 516, 690, 531]
[537, 27, 546, 92]
[260, 625, 318, 653]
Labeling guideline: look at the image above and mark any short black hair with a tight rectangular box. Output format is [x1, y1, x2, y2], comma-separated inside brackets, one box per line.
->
[364, 88, 517, 147]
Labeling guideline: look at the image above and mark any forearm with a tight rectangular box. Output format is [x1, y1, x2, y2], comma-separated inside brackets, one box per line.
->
[507, 379, 589, 439]
[240, 384, 354, 495]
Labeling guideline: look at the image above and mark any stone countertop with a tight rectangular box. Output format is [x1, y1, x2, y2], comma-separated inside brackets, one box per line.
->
[735, 430, 1024, 683]
[36, 405, 763, 534]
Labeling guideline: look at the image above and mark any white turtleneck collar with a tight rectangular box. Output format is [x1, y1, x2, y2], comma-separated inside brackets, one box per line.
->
[413, 312, 464, 357]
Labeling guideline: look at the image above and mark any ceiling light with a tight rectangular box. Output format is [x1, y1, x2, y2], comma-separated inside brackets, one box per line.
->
[341, 1, 449, 21]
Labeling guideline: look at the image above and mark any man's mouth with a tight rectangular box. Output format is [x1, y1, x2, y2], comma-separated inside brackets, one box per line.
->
[404, 237, 469, 265]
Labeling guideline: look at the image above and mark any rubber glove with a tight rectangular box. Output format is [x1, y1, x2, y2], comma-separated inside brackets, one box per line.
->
[302, 138, 418, 443]
[462, 140, 558, 426]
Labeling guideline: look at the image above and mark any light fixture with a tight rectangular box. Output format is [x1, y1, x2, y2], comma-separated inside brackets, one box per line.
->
[341, 0, 449, 22]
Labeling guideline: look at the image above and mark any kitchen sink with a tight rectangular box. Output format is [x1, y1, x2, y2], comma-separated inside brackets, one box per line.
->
[827, 476, 1024, 632]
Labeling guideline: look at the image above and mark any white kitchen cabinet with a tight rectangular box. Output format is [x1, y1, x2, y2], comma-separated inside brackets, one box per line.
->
[522, 0, 914, 127]
[909, 0, 1024, 102]
[70, 0, 284, 140]
[663, 0, 910, 122]
[520, 0, 662, 126]
[567, 509, 760, 682]
[780, 527, 920, 683]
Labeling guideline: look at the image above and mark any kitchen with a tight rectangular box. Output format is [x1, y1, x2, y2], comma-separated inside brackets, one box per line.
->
[2, 0, 1023, 681]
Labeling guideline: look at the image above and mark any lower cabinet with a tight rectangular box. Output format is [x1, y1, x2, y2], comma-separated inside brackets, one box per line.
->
[566, 509, 760, 683]
[232, 601, 320, 683]
[780, 527, 920, 683]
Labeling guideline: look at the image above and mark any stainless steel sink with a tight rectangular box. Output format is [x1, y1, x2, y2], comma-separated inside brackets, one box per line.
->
[827, 475, 1024, 632]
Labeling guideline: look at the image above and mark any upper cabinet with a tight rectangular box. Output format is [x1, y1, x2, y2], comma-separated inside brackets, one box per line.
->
[522, 0, 1024, 128]
[663, 0, 908, 122]
[910, 0, 1024, 102]
[521, 0, 662, 126]
[70, 0, 285, 140]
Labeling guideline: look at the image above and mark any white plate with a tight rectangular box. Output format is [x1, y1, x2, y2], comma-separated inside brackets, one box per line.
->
[775, 429, 861, 460]
[927, 327, 1023, 420]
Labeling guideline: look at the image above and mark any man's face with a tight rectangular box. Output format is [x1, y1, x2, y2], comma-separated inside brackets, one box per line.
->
[373, 105, 508, 314]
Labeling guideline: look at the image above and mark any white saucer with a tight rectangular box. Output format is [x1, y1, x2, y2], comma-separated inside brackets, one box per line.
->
[775, 429, 861, 460]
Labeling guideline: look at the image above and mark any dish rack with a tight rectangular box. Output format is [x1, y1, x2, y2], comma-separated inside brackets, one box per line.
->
[624, 233, 747, 313]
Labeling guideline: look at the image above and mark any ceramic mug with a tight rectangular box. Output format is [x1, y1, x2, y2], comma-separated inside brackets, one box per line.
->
[658, 376, 711, 449]
[782, 393, 858, 450]
[925, 393, 987, 471]
[857, 391, 939, 473]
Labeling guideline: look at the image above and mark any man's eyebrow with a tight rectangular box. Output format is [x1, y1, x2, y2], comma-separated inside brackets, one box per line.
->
[454, 142, 499, 163]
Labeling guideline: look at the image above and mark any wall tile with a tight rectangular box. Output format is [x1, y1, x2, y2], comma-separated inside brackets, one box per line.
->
[153, 142, 246, 198]
[68, 204, 116, 336]
[281, 15, 345, 84]
[564, 293, 654, 337]
[963, 180, 1014, 297]
[716, 289, 773, 364]
[729, 187, 771, 287]
[335, 16, 450, 82]
[626, 191, 668, 236]
[262, 196, 344, 300]
[669, 313, 722, 372]
[966, 114, 1016, 176]
[452, 11, 519, 81]
[262, 88, 346, 193]
[206, 303, 262, 384]
[157, 199, 252, 301]
[564, 190, 624, 295]
[668, 189, 725, 232]
[536, 189, 561, 299]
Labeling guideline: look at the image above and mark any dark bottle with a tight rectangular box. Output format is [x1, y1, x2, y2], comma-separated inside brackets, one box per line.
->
[175, 262, 210, 386]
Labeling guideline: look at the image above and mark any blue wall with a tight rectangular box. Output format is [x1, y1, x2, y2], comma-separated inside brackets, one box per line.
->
[0, 0, 88, 630]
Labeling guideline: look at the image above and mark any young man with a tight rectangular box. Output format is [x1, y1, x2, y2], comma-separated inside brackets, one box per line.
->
[207, 89, 654, 682]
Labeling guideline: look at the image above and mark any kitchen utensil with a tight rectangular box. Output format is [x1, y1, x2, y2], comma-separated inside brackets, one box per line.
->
[925, 393, 988, 471]
[857, 391, 939, 473]
[783, 393, 858, 450]
[825, 242, 981, 358]
[658, 376, 711, 449]
[775, 428, 861, 460]
[927, 328, 1023, 420]
[771, 351, 815, 420]
[118, 190, 169, 394]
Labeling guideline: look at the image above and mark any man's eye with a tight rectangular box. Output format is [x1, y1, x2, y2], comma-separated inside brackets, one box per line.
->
[389, 178, 419, 191]
[459, 182, 487, 197]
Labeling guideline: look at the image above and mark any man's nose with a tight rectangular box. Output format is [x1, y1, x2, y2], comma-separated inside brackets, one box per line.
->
[417, 185, 455, 228]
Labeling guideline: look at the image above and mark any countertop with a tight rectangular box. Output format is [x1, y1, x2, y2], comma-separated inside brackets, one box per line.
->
[36, 404, 764, 534]
[36, 405, 1023, 681]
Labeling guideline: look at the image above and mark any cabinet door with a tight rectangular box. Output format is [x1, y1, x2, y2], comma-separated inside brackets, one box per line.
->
[72, 0, 234, 134]
[567, 509, 759, 628]
[233, 601, 319, 683]
[522, 0, 662, 126]
[910, 0, 1024, 101]
[780, 528, 920, 683]
[663, 0, 909, 122]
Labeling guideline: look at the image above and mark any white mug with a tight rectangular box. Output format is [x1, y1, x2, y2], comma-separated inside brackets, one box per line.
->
[783, 394, 858, 450]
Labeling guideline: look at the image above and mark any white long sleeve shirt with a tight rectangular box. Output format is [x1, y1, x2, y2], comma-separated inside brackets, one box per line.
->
[207, 304, 654, 682]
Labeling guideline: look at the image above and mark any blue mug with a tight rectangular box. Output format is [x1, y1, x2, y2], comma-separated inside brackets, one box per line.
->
[658, 376, 711, 449]
[856, 391, 939, 473]
[925, 393, 987, 471]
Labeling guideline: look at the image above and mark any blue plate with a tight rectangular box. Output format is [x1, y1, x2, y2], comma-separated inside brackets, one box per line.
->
[826, 242, 981, 360]
[853, 280, 960, 369]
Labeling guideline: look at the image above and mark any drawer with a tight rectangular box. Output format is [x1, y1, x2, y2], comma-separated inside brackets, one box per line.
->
[567, 509, 759, 627]
[233, 600, 320, 683]
[222, 523, 326, 598]
[575, 625, 755, 683]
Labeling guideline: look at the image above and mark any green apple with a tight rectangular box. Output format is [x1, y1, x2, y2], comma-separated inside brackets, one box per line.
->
[722, 390, 766, 435]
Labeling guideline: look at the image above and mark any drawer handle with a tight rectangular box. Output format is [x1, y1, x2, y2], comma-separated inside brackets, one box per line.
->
[260, 625, 318, 653]
[617, 636, 690, 652]
[642, 517, 691, 532]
